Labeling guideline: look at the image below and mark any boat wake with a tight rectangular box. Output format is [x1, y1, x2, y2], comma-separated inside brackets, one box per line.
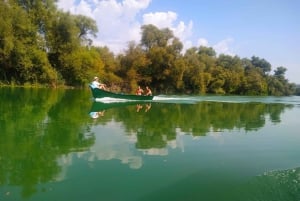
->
[95, 95, 300, 105]
[152, 95, 199, 104]
[95, 97, 142, 103]
[94, 96, 195, 104]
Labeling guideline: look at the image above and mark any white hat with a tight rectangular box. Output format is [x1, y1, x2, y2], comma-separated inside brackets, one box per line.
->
[94, 76, 98, 80]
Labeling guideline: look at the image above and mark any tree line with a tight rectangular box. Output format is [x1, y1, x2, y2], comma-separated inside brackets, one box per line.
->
[0, 0, 296, 95]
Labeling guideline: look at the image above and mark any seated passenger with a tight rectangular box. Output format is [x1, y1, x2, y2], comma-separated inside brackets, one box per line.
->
[145, 86, 152, 96]
[136, 86, 144, 95]
[91, 76, 106, 90]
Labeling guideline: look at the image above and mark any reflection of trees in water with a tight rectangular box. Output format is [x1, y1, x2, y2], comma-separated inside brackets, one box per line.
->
[103, 102, 291, 150]
[0, 88, 94, 198]
[0, 88, 293, 198]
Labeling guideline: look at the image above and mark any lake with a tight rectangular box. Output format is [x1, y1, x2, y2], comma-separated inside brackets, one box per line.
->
[0, 88, 300, 201]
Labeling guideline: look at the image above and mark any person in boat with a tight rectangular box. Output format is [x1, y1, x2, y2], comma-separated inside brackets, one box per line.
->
[92, 76, 106, 90]
[144, 86, 152, 96]
[136, 86, 144, 95]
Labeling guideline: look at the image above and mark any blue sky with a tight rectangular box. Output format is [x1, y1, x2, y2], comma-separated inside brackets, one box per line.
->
[57, 0, 300, 83]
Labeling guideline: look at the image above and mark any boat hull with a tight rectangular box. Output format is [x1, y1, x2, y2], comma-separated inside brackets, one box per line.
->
[90, 87, 154, 101]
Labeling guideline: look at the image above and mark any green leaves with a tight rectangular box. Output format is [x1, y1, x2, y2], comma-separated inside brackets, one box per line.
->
[0, 2, 295, 95]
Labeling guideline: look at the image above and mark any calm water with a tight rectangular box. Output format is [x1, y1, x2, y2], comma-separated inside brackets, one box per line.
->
[1, 88, 300, 201]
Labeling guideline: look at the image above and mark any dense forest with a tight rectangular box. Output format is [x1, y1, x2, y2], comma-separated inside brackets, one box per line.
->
[0, 0, 297, 95]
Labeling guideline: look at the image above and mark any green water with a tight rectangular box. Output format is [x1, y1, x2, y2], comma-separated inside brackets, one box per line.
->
[1, 88, 300, 201]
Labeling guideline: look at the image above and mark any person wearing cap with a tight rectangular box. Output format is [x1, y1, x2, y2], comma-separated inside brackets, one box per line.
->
[92, 76, 106, 90]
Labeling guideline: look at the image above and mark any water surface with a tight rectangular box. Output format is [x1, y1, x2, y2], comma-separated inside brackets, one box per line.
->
[0, 88, 299, 201]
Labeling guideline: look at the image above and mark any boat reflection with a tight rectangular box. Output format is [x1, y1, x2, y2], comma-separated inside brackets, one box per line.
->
[89, 101, 153, 119]
[90, 101, 152, 112]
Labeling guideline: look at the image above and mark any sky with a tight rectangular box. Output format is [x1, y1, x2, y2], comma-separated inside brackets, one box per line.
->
[56, 0, 300, 84]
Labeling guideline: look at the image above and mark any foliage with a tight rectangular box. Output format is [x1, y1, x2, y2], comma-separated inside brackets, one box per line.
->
[0, 1, 296, 95]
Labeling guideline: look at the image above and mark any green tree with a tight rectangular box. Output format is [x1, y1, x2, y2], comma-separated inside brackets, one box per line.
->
[118, 41, 150, 92]
[251, 56, 271, 76]
[0, 0, 58, 85]
[197, 46, 219, 93]
[60, 47, 105, 86]
[242, 67, 268, 95]
[47, 12, 98, 85]
[141, 24, 173, 50]
[140, 24, 184, 93]
[183, 47, 211, 94]
[216, 54, 244, 94]
[267, 66, 296, 95]
[207, 66, 226, 94]
[74, 14, 98, 46]
[0, 1, 17, 82]
[95, 46, 122, 89]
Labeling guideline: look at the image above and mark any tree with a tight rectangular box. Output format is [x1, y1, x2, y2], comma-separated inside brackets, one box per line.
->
[140, 24, 184, 93]
[242, 68, 268, 95]
[59, 47, 105, 86]
[0, 0, 58, 85]
[216, 55, 244, 94]
[207, 66, 226, 94]
[0, 1, 16, 82]
[118, 41, 150, 92]
[267, 66, 296, 95]
[141, 24, 173, 50]
[47, 12, 99, 86]
[183, 47, 210, 93]
[95, 46, 122, 89]
[251, 56, 271, 75]
[74, 14, 98, 46]
[274, 66, 287, 79]
[198, 46, 216, 57]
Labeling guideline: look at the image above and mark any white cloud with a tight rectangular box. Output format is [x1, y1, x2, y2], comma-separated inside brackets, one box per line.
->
[143, 11, 177, 28]
[183, 40, 193, 50]
[196, 37, 236, 56]
[56, 0, 235, 56]
[197, 38, 209, 47]
[75, 1, 93, 17]
[56, 0, 76, 12]
[213, 38, 235, 56]
[173, 21, 193, 41]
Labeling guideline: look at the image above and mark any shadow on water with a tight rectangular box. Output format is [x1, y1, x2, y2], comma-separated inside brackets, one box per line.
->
[0, 88, 299, 200]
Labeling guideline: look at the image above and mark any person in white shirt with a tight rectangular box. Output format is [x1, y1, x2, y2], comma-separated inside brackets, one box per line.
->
[91, 76, 106, 90]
